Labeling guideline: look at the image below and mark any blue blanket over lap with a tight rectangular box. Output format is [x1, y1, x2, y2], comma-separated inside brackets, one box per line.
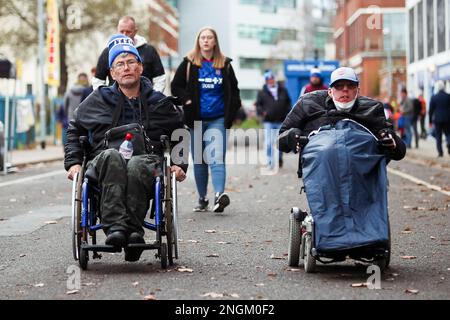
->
[301, 120, 389, 252]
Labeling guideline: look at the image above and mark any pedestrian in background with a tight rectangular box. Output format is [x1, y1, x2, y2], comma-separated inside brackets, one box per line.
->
[412, 96, 422, 148]
[80, 67, 97, 102]
[298, 67, 328, 99]
[417, 91, 427, 139]
[64, 72, 89, 122]
[92, 16, 166, 93]
[171, 26, 242, 213]
[429, 81, 450, 157]
[400, 88, 414, 149]
[256, 70, 291, 169]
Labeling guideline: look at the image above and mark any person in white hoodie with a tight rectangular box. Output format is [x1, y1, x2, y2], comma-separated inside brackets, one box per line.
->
[92, 16, 166, 92]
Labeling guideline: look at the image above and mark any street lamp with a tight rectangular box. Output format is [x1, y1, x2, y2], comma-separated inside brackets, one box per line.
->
[383, 27, 393, 99]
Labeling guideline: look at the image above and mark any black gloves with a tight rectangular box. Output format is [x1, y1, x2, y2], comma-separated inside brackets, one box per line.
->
[287, 128, 304, 153]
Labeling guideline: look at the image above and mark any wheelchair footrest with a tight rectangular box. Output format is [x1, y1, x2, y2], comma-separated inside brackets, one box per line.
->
[127, 243, 160, 251]
[82, 245, 122, 253]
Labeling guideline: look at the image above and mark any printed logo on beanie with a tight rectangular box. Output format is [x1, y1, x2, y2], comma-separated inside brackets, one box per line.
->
[107, 34, 142, 68]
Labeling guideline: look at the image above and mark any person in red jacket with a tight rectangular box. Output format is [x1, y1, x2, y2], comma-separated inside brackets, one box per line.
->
[298, 68, 329, 99]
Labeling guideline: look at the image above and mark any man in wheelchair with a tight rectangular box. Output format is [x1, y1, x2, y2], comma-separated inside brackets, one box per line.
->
[64, 34, 188, 262]
[278, 67, 406, 269]
[278, 67, 406, 160]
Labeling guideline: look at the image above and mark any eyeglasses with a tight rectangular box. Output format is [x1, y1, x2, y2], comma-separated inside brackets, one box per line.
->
[113, 59, 139, 70]
[332, 82, 358, 91]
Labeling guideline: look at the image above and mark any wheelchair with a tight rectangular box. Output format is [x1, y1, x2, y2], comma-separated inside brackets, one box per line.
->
[71, 135, 179, 270]
[287, 121, 391, 273]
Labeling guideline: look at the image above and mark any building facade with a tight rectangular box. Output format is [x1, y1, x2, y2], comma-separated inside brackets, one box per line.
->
[175, 0, 314, 105]
[406, 0, 450, 104]
[334, 0, 407, 100]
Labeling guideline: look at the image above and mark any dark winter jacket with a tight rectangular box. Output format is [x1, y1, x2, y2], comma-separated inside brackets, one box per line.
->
[64, 77, 188, 172]
[171, 57, 242, 129]
[429, 90, 450, 124]
[278, 90, 406, 161]
[256, 84, 292, 123]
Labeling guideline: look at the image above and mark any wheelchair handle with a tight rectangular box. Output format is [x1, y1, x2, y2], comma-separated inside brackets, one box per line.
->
[79, 136, 91, 153]
[160, 135, 170, 151]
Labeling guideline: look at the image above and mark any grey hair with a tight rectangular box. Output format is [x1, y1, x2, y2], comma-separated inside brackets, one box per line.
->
[436, 80, 445, 91]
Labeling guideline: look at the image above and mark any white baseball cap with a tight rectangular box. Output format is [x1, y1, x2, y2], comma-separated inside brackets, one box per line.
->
[330, 67, 359, 87]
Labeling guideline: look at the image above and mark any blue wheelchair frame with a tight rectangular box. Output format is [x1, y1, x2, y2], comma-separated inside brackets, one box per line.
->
[73, 136, 177, 270]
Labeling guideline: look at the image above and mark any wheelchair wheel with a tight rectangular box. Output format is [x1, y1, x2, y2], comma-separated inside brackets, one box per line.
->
[71, 171, 83, 261]
[288, 212, 301, 267]
[164, 171, 179, 266]
[304, 235, 316, 273]
[79, 245, 89, 270]
[160, 243, 168, 269]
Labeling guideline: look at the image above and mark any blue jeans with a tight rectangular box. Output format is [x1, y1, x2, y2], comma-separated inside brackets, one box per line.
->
[402, 116, 413, 148]
[190, 117, 227, 199]
[264, 122, 282, 168]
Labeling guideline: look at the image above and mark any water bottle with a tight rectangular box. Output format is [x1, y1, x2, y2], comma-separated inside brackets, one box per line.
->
[119, 133, 134, 160]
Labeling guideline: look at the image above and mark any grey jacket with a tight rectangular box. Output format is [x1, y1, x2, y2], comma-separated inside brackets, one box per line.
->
[64, 84, 87, 121]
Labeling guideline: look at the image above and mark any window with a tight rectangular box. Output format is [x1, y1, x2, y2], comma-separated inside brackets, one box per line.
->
[239, 0, 296, 13]
[238, 25, 297, 45]
[383, 12, 406, 52]
[240, 89, 258, 102]
[426, 0, 434, 57]
[409, 7, 415, 63]
[239, 57, 284, 74]
[418, 1, 424, 60]
[437, 0, 445, 53]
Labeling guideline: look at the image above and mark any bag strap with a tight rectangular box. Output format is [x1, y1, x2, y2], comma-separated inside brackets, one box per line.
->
[186, 61, 191, 86]
[110, 93, 126, 130]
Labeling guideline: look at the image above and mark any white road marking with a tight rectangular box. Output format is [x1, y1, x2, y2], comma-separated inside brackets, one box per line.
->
[0, 170, 66, 189]
[0, 206, 70, 237]
[388, 167, 450, 197]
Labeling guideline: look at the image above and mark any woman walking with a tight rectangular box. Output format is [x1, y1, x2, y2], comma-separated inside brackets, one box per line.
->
[171, 27, 241, 213]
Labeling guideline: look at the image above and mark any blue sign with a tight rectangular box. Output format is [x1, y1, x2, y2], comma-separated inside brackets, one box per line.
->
[284, 60, 340, 104]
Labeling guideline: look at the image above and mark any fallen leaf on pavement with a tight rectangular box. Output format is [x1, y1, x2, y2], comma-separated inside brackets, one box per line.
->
[401, 231, 413, 235]
[144, 295, 157, 300]
[401, 256, 417, 260]
[201, 292, 224, 298]
[83, 282, 96, 287]
[66, 290, 79, 295]
[405, 289, 419, 295]
[267, 272, 277, 277]
[351, 283, 369, 288]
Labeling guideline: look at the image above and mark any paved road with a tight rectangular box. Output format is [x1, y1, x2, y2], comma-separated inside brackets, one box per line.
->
[0, 151, 449, 300]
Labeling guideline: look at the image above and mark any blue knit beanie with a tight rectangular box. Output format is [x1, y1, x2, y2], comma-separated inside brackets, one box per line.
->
[108, 34, 142, 68]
